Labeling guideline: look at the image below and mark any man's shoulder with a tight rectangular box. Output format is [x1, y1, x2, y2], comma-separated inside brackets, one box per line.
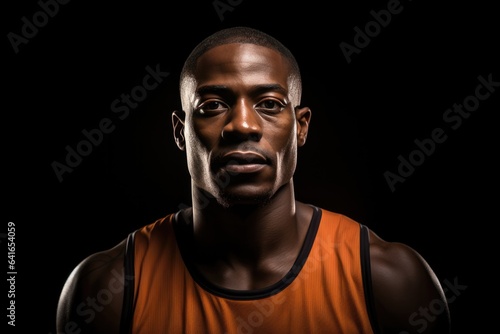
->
[132, 210, 184, 249]
[316, 206, 362, 226]
[368, 231, 451, 332]
[69, 238, 128, 286]
[57, 238, 128, 333]
[135, 211, 180, 234]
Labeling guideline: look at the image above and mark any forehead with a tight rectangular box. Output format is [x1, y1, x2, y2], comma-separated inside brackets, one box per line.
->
[193, 43, 291, 85]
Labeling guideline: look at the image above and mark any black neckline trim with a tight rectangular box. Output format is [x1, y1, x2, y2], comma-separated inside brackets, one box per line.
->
[173, 205, 322, 300]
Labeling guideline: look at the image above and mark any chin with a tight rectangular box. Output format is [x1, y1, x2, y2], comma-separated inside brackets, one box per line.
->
[216, 191, 273, 209]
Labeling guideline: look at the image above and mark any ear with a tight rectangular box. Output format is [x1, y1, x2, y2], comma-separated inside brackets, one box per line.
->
[172, 110, 186, 151]
[295, 106, 311, 147]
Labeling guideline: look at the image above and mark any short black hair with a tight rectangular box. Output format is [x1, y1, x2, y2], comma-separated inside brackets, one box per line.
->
[179, 26, 302, 107]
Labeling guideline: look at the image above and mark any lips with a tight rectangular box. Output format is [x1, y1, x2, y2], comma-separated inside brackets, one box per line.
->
[218, 151, 269, 174]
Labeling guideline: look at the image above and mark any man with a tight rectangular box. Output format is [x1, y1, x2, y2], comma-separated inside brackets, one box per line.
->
[56, 26, 451, 333]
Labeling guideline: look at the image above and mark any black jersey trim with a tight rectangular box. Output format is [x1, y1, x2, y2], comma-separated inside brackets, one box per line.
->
[360, 224, 381, 334]
[173, 205, 322, 300]
[119, 231, 136, 334]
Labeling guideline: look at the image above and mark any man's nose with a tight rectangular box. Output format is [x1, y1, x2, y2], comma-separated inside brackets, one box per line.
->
[221, 100, 262, 142]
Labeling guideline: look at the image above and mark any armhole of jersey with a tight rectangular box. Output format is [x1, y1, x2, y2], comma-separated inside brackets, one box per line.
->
[119, 231, 136, 334]
[360, 224, 381, 334]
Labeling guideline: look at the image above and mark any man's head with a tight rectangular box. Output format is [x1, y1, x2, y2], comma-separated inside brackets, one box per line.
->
[179, 26, 303, 111]
[172, 26, 311, 208]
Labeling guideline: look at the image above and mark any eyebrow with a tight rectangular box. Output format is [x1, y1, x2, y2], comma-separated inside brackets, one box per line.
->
[196, 84, 288, 97]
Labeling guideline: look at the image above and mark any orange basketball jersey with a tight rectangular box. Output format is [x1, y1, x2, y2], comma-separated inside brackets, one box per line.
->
[119, 206, 379, 333]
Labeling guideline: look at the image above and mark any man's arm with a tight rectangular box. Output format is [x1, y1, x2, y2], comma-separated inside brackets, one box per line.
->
[56, 239, 127, 334]
[369, 230, 451, 334]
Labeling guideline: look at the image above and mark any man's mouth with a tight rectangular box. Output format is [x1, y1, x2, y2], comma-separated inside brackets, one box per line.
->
[219, 151, 268, 174]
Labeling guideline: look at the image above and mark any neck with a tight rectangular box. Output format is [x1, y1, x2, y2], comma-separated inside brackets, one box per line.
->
[190, 181, 300, 265]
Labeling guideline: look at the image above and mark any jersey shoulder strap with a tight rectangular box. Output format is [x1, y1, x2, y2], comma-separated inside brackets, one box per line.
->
[119, 230, 136, 334]
[360, 224, 381, 334]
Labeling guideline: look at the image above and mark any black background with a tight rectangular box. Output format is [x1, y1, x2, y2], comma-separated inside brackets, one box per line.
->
[3, 0, 498, 333]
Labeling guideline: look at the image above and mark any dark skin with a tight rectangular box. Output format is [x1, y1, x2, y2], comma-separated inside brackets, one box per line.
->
[56, 43, 451, 334]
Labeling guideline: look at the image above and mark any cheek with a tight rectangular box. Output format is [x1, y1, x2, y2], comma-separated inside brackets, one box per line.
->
[187, 119, 221, 150]
[184, 120, 221, 176]
[184, 124, 205, 166]
[281, 135, 298, 169]
[269, 120, 298, 169]
[184, 128, 210, 183]
[272, 119, 297, 153]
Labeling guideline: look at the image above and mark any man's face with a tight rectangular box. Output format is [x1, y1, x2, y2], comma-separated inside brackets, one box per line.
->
[175, 43, 309, 207]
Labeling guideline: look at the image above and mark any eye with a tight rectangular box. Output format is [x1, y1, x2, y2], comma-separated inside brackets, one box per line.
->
[196, 100, 228, 116]
[255, 99, 286, 114]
